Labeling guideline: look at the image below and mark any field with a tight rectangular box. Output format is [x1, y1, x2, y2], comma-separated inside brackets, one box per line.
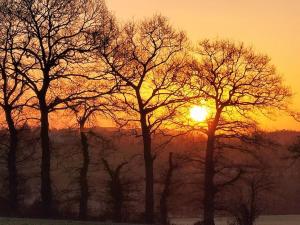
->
[0, 218, 136, 225]
[170, 215, 300, 225]
[0, 216, 300, 225]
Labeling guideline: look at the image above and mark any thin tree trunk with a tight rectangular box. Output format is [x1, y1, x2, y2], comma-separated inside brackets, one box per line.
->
[203, 132, 216, 225]
[112, 177, 123, 222]
[102, 158, 125, 222]
[141, 113, 154, 224]
[40, 103, 52, 217]
[160, 152, 174, 225]
[249, 183, 256, 225]
[4, 107, 18, 214]
[79, 124, 89, 220]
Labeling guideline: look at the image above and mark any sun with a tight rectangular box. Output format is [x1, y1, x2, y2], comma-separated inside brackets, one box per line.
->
[190, 106, 209, 122]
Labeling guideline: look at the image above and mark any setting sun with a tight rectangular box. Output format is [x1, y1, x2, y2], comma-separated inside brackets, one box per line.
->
[190, 106, 209, 122]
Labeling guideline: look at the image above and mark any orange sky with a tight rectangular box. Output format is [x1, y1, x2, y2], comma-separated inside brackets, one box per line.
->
[107, 0, 300, 131]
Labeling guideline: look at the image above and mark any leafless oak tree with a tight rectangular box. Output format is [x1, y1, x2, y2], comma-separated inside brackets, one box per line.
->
[95, 15, 191, 223]
[189, 40, 291, 225]
[2, 0, 110, 216]
[0, 6, 31, 214]
[68, 92, 115, 219]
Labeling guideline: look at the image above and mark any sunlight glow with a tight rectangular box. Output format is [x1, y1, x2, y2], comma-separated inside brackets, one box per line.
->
[190, 106, 209, 122]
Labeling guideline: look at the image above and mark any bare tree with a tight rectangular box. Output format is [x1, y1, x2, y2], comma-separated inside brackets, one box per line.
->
[226, 169, 274, 225]
[71, 101, 98, 220]
[68, 94, 115, 220]
[95, 15, 191, 223]
[0, 6, 31, 214]
[159, 152, 188, 225]
[189, 40, 291, 225]
[102, 157, 136, 222]
[1, 0, 112, 216]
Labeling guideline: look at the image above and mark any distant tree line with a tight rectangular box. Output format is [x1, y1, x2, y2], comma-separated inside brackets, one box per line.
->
[0, 1, 295, 225]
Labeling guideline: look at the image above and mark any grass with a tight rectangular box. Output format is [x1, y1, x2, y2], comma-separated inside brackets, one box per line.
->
[1, 215, 300, 225]
[0, 218, 138, 225]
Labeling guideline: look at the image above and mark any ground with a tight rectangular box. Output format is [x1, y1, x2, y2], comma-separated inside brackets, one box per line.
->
[1, 215, 300, 225]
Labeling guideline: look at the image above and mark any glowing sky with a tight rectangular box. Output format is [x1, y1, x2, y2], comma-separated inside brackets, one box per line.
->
[107, 0, 300, 131]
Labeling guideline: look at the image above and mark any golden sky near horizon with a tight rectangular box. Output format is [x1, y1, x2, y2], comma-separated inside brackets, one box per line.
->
[106, 0, 300, 131]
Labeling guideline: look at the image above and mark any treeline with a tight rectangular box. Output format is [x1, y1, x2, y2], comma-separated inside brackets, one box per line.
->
[0, 1, 295, 225]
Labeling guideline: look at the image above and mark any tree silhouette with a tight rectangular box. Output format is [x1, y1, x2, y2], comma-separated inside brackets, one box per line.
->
[226, 167, 274, 225]
[95, 15, 190, 223]
[71, 101, 98, 220]
[0, 8, 31, 214]
[102, 157, 138, 222]
[159, 152, 188, 225]
[2, 0, 110, 216]
[189, 40, 291, 225]
[68, 94, 115, 220]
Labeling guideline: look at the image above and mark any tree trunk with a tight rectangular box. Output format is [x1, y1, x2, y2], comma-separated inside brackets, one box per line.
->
[112, 177, 123, 222]
[102, 158, 124, 222]
[40, 102, 52, 217]
[203, 111, 221, 225]
[203, 132, 216, 225]
[79, 125, 89, 220]
[249, 183, 256, 225]
[160, 152, 174, 225]
[4, 107, 18, 214]
[141, 113, 154, 224]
